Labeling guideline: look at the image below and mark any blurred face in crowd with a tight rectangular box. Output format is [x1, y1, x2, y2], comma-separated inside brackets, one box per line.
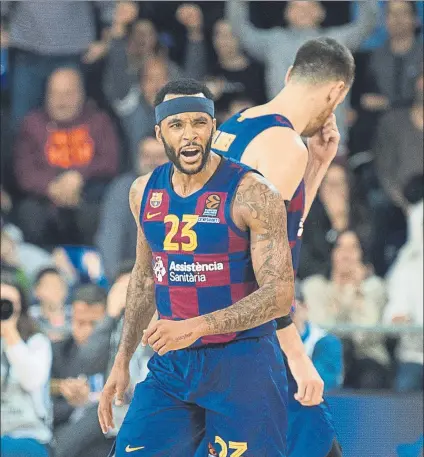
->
[46, 69, 85, 123]
[71, 300, 105, 345]
[332, 231, 363, 275]
[213, 20, 240, 60]
[128, 20, 158, 58]
[285, 1, 325, 29]
[414, 72, 424, 105]
[1, 283, 21, 319]
[386, 1, 416, 39]
[156, 93, 216, 175]
[319, 163, 349, 204]
[138, 137, 167, 175]
[140, 58, 170, 107]
[35, 271, 68, 309]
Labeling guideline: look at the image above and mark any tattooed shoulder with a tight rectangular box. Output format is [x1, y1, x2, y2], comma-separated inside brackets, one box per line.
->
[233, 171, 286, 230]
[129, 174, 151, 219]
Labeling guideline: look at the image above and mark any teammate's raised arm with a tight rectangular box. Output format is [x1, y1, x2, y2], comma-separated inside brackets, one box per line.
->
[98, 174, 155, 434]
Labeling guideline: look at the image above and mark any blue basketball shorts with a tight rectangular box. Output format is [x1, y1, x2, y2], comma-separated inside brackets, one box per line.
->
[114, 334, 289, 457]
[286, 366, 340, 457]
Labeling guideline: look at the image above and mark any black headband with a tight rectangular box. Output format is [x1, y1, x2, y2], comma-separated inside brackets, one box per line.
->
[155, 96, 215, 124]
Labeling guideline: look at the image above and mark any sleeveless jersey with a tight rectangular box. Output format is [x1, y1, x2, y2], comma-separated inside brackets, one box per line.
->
[213, 112, 305, 277]
[140, 157, 276, 347]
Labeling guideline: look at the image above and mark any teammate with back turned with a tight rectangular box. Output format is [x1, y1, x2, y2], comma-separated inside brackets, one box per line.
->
[214, 37, 355, 457]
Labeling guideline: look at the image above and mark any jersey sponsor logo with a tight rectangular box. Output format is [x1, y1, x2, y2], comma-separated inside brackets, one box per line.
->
[198, 216, 220, 224]
[168, 260, 224, 283]
[200, 194, 221, 223]
[146, 211, 161, 220]
[153, 256, 166, 282]
[150, 192, 163, 208]
[212, 130, 236, 152]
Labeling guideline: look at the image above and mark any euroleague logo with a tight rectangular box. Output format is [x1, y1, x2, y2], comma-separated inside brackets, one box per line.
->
[199, 194, 221, 224]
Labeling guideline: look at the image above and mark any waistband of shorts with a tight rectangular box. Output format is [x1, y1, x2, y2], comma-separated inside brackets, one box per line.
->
[185, 333, 275, 351]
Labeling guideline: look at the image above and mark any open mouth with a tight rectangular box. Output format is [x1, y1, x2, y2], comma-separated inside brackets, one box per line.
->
[180, 147, 202, 163]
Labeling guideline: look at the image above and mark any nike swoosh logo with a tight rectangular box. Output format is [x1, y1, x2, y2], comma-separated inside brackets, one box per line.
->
[146, 212, 161, 220]
[125, 445, 145, 453]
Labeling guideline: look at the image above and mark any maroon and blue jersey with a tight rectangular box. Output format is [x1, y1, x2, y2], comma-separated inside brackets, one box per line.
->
[140, 157, 276, 347]
[213, 112, 305, 278]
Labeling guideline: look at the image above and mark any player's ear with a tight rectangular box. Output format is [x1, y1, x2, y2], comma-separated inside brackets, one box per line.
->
[155, 125, 163, 145]
[328, 81, 346, 106]
[285, 66, 293, 85]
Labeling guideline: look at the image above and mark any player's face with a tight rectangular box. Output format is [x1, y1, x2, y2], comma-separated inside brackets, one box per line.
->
[157, 112, 216, 175]
[302, 84, 349, 137]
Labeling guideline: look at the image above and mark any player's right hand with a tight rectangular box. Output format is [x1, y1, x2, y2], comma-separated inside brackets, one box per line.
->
[98, 361, 130, 434]
[287, 352, 324, 407]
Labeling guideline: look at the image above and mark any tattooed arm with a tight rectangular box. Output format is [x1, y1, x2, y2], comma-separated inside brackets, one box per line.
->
[115, 175, 156, 363]
[99, 174, 156, 433]
[197, 172, 294, 335]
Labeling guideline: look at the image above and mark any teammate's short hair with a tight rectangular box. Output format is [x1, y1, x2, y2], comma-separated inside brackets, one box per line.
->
[291, 37, 355, 86]
[71, 284, 107, 307]
[154, 79, 214, 107]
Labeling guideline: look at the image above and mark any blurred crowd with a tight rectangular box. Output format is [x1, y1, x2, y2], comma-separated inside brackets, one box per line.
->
[0, 2, 423, 457]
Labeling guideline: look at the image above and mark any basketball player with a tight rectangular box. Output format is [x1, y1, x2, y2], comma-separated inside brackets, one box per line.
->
[98, 79, 300, 456]
[214, 37, 354, 457]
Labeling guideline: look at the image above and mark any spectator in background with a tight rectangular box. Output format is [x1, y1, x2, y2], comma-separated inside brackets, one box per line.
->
[1, 270, 53, 457]
[51, 284, 110, 457]
[14, 68, 119, 248]
[226, 0, 378, 147]
[70, 260, 153, 436]
[111, 56, 169, 168]
[1, 219, 53, 286]
[298, 161, 370, 280]
[371, 70, 423, 275]
[303, 230, 390, 389]
[96, 137, 167, 281]
[104, 3, 207, 166]
[1, 1, 115, 130]
[361, 1, 423, 113]
[206, 19, 266, 114]
[292, 283, 343, 391]
[384, 175, 423, 392]
[30, 267, 71, 342]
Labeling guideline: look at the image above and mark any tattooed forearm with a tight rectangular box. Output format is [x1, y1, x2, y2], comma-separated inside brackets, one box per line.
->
[200, 173, 294, 335]
[118, 260, 155, 360]
[117, 177, 156, 361]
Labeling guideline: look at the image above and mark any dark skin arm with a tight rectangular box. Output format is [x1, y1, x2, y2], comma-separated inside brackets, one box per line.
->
[142, 172, 294, 353]
[98, 174, 156, 433]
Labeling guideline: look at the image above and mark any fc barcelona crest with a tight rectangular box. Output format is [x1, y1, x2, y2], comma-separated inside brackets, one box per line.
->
[150, 192, 163, 208]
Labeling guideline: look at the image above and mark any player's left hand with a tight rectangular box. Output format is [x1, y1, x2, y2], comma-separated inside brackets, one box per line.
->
[142, 319, 199, 355]
[307, 113, 340, 165]
[287, 352, 324, 407]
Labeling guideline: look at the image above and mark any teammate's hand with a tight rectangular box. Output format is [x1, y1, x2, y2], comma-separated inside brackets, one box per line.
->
[98, 360, 130, 434]
[142, 319, 199, 355]
[307, 113, 340, 165]
[287, 352, 324, 407]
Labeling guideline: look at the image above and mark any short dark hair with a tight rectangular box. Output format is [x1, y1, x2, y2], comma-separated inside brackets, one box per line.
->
[71, 284, 107, 307]
[34, 267, 62, 285]
[291, 37, 355, 87]
[154, 79, 214, 107]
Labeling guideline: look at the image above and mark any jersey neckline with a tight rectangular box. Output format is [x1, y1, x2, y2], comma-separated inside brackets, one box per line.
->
[235, 110, 294, 129]
[167, 154, 226, 202]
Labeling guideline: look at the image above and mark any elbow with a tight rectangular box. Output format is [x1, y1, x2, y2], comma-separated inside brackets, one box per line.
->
[275, 280, 295, 318]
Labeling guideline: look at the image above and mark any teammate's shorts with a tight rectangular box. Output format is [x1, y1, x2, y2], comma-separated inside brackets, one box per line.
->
[286, 367, 341, 457]
[113, 334, 288, 457]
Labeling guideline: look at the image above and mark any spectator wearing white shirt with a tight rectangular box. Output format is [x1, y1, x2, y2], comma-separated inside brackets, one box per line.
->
[384, 175, 423, 392]
[1, 268, 53, 457]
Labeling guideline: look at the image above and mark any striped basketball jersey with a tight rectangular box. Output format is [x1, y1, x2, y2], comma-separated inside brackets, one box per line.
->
[213, 112, 305, 276]
[140, 157, 276, 347]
